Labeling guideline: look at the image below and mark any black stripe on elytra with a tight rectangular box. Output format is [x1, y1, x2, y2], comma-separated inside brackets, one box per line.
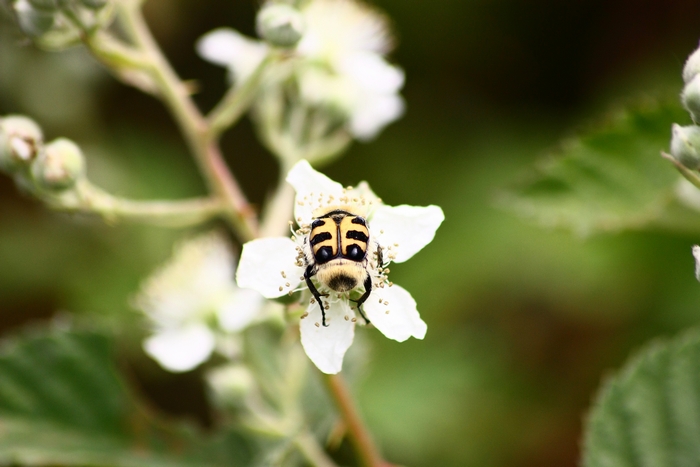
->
[351, 217, 366, 226]
[311, 219, 326, 229]
[346, 230, 369, 242]
[310, 231, 332, 246]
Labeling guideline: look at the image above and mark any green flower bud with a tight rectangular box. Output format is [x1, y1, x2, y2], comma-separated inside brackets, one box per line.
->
[0, 115, 43, 173]
[79, 0, 108, 9]
[256, 3, 305, 48]
[14, 0, 55, 37]
[670, 124, 700, 170]
[31, 138, 85, 190]
[684, 46, 700, 84]
[683, 75, 700, 123]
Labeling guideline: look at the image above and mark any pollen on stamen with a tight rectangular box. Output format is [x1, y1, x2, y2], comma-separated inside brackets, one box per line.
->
[344, 315, 349, 321]
[380, 230, 384, 234]
[315, 322, 320, 327]
[351, 317, 357, 322]
[285, 282, 290, 287]
[385, 310, 390, 314]
[301, 312, 308, 319]
[279, 286, 283, 291]
[383, 300, 389, 305]
[310, 298, 316, 304]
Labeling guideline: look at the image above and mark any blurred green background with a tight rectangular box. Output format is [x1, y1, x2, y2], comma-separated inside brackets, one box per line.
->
[3, 1, 700, 466]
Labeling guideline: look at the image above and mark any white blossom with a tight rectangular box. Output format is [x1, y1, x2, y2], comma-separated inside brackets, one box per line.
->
[196, 0, 404, 141]
[134, 232, 263, 372]
[236, 160, 444, 374]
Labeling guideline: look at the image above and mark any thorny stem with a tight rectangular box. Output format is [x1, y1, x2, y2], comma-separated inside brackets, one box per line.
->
[108, 2, 258, 241]
[323, 373, 388, 467]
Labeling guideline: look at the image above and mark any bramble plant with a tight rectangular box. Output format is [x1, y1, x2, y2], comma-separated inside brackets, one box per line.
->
[7, 1, 700, 466]
[0, 0, 443, 465]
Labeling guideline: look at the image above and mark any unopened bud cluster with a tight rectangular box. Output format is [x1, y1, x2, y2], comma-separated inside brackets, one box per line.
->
[11, 0, 111, 43]
[670, 45, 700, 170]
[0, 115, 86, 194]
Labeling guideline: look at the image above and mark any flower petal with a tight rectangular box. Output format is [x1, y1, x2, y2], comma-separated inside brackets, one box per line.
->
[236, 237, 304, 298]
[363, 283, 426, 341]
[286, 160, 344, 224]
[350, 92, 405, 141]
[339, 53, 404, 95]
[300, 299, 355, 374]
[371, 204, 444, 263]
[196, 28, 267, 84]
[217, 288, 265, 332]
[143, 323, 216, 372]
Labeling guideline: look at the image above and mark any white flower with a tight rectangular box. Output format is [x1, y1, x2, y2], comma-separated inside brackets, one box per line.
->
[196, 0, 404, 141]
[134, 232, 263, 372]
[236, 160, 444, 374]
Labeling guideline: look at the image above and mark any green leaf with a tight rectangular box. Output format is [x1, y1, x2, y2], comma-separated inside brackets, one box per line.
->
[502, 98, 688, 236]
[582, 327, 700, 467]
[0, 327, 251, 467]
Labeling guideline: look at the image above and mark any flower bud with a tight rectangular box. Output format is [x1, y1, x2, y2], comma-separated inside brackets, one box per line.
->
[256, 3, 305, 48]
[79, 0, 108, 9]
[0, 115, 43, 173]
[31, 138, 85, 190]
[684, 45, 700, 84]
[14, 0, 55, 37]
[670, 124, 700, 170]
[683, 75, 700, 123]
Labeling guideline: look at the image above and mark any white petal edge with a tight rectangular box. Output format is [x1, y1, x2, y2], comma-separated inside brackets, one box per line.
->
[286, 160, 345, 224]
[196, 28, 267, 83]
[236, 237, 304, 298]
[217, 288, 265, 332]
[363, 283, 426, 342]
[371, 204, 444, 263]
[143, 323, 216, 373]
[300, 299, 355, 374]
[350, 93, 405, 141]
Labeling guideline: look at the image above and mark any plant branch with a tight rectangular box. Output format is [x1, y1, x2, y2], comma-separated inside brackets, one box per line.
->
[323, 373, 387, 467]
[45, 182, 224, 227]
[294, 430, 339, 467]
[662, 151, 700, 189]
[207, 53, 276, 140]
[104, 2, 258, 241]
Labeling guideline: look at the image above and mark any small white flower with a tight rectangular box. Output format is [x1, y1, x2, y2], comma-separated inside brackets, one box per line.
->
[236, 160, 444, 374]
[196, 0, 404, 141]
[134, 232, 263, 372]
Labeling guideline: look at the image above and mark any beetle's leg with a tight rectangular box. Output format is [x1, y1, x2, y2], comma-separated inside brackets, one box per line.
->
[352, 275, 372, 325]
[304, 265, 329, 327]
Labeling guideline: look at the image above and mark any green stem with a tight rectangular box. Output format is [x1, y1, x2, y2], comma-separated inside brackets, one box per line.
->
[323, 373, 386, 467]
[207, 53, 276, 140]
[662, 151, 700, 189]
[110, 2, 258, 241]
[47, 183, 225, 227]
[294, 430, 339, 467]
